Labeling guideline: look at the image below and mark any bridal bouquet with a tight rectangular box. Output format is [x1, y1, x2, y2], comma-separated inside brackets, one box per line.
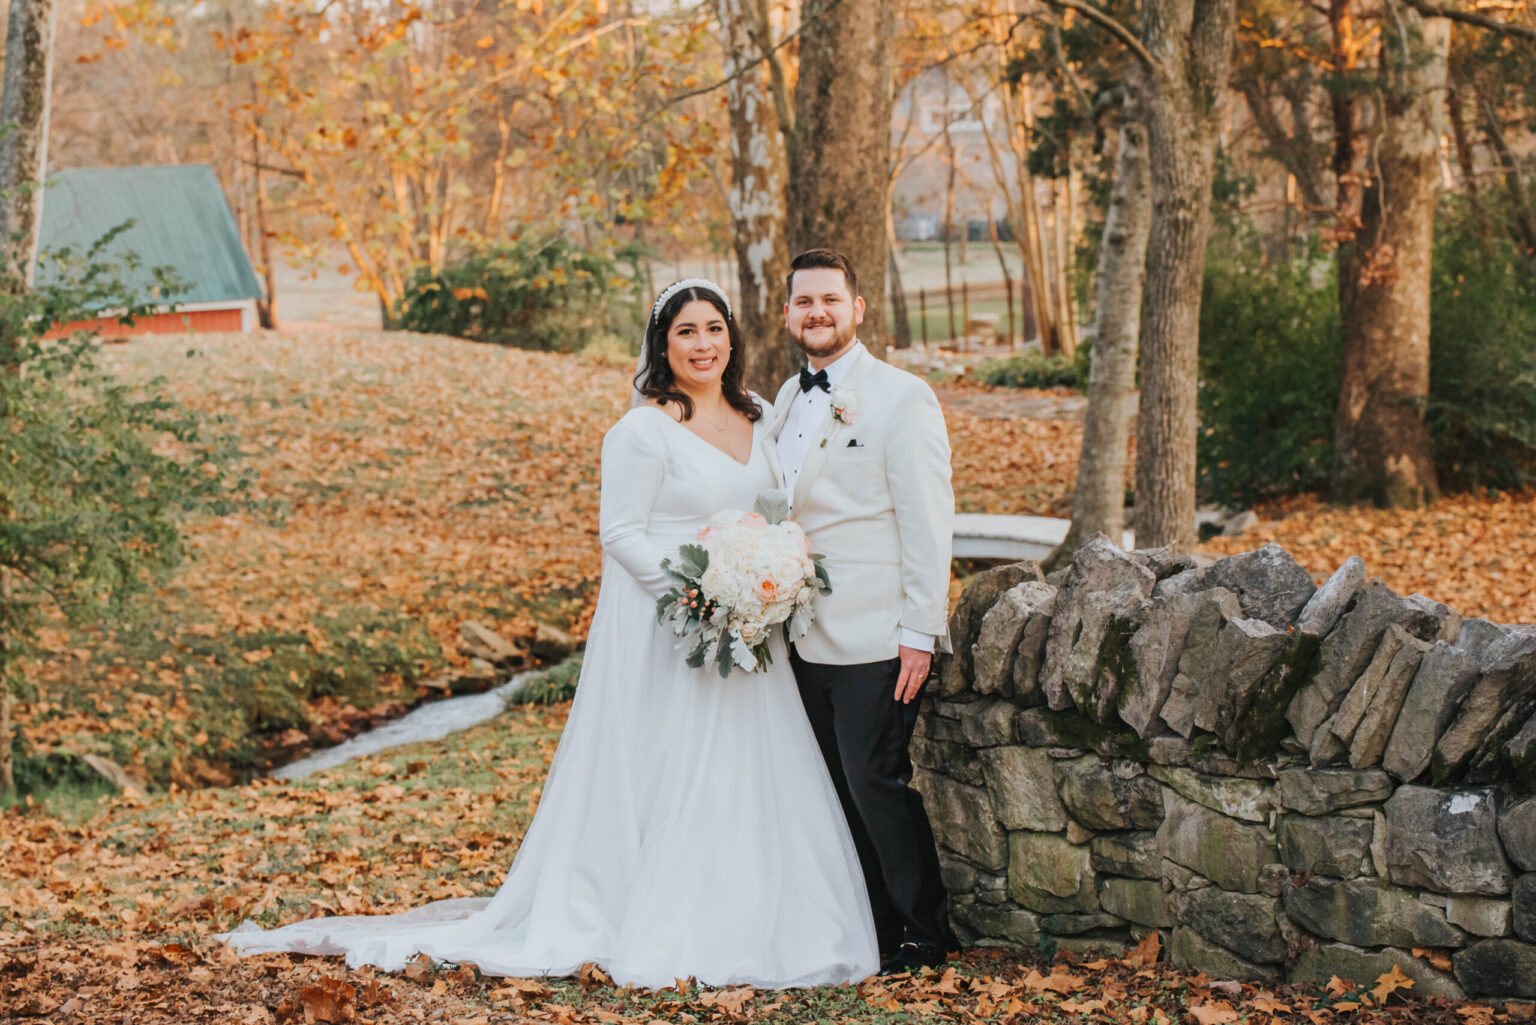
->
[656, 492, 831, 677]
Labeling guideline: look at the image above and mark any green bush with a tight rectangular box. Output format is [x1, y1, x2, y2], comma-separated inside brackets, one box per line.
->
[393, 238, 643, 352]
[505, 654, 582, 706]
[1427, 217, 1536, 491]
[975, 342, 1092, 391]
[1196, 240, 1341, 504]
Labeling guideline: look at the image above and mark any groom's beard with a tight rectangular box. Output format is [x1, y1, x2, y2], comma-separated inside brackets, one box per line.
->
[791, 318, 857, 360]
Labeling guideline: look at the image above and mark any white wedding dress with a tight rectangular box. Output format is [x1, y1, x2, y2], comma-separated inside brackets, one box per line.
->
[220, 402, 879, 989]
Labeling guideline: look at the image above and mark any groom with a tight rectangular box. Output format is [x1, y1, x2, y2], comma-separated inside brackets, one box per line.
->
[771, 248, 958, 974]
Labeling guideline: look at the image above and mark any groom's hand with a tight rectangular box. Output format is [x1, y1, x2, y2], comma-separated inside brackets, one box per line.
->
[894, 645, 932, 704]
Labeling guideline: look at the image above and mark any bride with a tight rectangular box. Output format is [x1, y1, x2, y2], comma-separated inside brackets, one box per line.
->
[219, 280, 880, 989]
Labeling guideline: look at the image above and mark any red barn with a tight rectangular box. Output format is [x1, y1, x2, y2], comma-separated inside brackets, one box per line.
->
[38, 165, 263, 338]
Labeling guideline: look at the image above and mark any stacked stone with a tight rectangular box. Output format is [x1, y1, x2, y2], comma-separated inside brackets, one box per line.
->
[917, 537, 1536, 1001]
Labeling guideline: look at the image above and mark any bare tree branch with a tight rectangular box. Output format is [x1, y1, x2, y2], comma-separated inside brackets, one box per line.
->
[1402, 0, 1536, 39]
[1033, 0, 1155, 69]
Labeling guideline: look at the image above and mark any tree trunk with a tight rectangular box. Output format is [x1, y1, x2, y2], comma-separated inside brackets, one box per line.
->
[942, 122, 958, 344]
[717, 0, 793, 393]
[248, 97, 278, 330]
[1052, 86, 1151, 568]
[789, 0, 893, 358]
[887, 207, 912, 349]
[0, 0, 56, 291]
[1133, 0, 1236, 553]
[1480, 91, 1536, 256]
[1330, 3, 1447, 508]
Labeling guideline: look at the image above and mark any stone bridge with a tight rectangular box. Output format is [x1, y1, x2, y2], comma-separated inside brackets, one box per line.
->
[918, 537, 1535, 1001]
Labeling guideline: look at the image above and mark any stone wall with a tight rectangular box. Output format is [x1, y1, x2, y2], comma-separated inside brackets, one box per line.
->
[918, 537, 1536, 1001]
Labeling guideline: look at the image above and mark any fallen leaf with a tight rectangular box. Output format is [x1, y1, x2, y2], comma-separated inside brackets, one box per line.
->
[1372, 964, 1415, 1003]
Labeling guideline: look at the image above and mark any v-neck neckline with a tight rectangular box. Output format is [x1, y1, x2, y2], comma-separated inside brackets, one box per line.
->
[637, 405, 758, 468]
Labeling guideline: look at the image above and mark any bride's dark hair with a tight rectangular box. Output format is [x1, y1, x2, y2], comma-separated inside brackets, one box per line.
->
[636, 287, 762, 423]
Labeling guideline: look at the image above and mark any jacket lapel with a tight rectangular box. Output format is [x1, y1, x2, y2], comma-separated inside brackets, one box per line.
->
[791, 349, 875, 514]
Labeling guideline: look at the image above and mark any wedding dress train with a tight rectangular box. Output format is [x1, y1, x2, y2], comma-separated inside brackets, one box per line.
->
[220, 404, 880, 988]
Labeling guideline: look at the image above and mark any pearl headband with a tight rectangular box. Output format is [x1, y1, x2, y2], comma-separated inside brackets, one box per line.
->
[651, 278, 733, 324]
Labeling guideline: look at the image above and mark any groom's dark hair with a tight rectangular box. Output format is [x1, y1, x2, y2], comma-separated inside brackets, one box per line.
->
[787, 248, 858, 299]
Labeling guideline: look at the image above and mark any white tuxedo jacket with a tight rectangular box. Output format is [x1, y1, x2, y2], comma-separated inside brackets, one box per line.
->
[771, 346, 954, 665]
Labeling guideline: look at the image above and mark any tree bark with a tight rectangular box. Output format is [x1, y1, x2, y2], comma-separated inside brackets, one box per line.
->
[1133, 0, 1237, 552]
[1331, 2, 1447, 507]
[887, 210, 912, 349]
[717, 0, 794, 393]
[1479, 90, 1536, 256]
[0, 0, 56, 291]
[789, 0, 893, 358]
[1053, 84, 1151, 568]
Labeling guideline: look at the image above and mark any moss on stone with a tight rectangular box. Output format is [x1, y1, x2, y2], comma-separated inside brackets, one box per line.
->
[1229, 632, 1322, 761]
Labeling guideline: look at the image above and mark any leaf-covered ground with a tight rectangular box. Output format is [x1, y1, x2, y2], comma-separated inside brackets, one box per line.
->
[12, 330, 1536, 798]
[2, 702, 1522, 1024]
[6, 329, 1536, 1020]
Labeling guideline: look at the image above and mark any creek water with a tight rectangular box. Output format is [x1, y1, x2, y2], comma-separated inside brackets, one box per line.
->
[269, 673, 530, 781]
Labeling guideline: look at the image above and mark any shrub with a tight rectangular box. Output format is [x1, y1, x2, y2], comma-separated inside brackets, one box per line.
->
[1427, 217, 1536, 491]
[505, 654, 582, 706]
[393, 238, 644, 352]
[975, 342, 1092, 391]
[1196, 240, 1341, 504]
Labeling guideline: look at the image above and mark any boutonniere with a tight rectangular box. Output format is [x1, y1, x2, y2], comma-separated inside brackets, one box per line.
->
[830, 387, 859, 426]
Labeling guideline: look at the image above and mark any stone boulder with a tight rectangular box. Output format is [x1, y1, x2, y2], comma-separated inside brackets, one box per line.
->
[1040, 536, 1156, 714]
[1516, 875, 1536, 943]
[1278, 814, 1374, 878]
[1120, 590, 1224, 738]
[1159, 589, 1244, 738]
[1381, 641, 1479, 782]
[1288, 581, 1461, 748]
[1295, 556, 1367, 638]
[972, 580, 1057, 700]
[1312, 624, 1430, 767]
[1147, 765, 1273, 824]
[914, 769, 1008, 871]
[1452, 938, 1536, 998]
[1189, 617, 1289, 744]
[938, 561, 1044, 698]
[1501, 797, 1536, 873]
[1098, 877, 1172, 928]
[1383, 786, 1511, 896]
[1283, 877, 1467, 949]
[1055, 755, 1164, 831]
[1276, 766, 1392, 815]
[1157, 791, 1279, 894]
[1435, 642, 1536, 783]
[1007, 832, 1099, 914]
[1089, 832, 1160, 879]
[952, 902, 1043, 946]
[1177, 888, 1287, 964]
[1291, 943, 1466, 1000]
[1170, 926, 1281, 983]
[1446, 895, 1514, 938]
[980, 746, 1067, 831]
[1154, 543, 1317, 628]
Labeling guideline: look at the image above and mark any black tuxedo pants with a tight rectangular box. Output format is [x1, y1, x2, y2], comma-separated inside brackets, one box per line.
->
[789, 646, 957, 956]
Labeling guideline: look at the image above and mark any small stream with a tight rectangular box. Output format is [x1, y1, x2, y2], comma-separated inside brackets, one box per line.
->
[269, 673, 530, 781]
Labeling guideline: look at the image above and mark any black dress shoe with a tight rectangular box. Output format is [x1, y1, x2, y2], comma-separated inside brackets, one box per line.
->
[877, 940, 948, 975]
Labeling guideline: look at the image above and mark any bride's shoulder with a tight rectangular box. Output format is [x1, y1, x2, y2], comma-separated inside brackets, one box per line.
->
[748, 391, 774, 418]
[608, 402, 676, 446]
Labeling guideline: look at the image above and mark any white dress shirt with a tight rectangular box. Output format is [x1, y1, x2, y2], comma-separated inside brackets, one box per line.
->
[777, 341, 935, 655]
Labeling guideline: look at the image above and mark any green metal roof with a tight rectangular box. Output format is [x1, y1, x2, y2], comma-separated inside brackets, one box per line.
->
[37, 164, 263, 305]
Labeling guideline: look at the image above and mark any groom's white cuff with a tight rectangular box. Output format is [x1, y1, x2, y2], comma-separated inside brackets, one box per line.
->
[899, 628, 935, 653]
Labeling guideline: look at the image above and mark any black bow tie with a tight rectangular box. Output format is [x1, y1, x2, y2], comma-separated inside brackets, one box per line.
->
[799, 367, 830, 393]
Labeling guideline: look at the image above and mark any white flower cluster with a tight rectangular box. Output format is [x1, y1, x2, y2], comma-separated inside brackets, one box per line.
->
[657, 500, 831, 677]
[696, 510, 819, 649]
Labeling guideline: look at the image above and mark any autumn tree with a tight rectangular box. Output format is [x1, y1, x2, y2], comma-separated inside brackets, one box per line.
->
[1053, 75, 1151, 565]
[1132, 0, 1238, 551]
[1329, 0, 1449, 507]
[714, 0, 795, 393]
[788, 0, 895, 357]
